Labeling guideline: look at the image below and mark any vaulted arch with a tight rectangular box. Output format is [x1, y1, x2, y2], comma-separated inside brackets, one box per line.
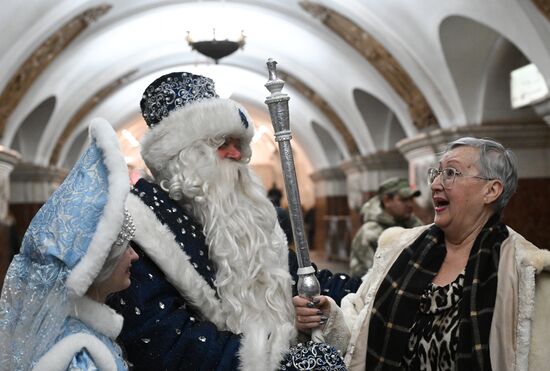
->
[11, 96, 56, 161]
[439, 15, 541, 125]
[353, 89, 406, 151]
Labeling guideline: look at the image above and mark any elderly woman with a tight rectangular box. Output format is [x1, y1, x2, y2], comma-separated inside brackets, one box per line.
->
[294, 137, 550, 370]
[0, 119, 138, 371]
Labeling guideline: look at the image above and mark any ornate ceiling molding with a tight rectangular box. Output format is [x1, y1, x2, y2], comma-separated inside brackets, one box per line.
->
[49, 69, 138, 166]
[532, 0, 550, 21]
[340, 149, 407, 174]
[0, 4, 112, 138]
[277, 70, 360, 156]
[300, 1, 437, 129]
[397, 122, 550, 156]
[309, 167, 346, 182]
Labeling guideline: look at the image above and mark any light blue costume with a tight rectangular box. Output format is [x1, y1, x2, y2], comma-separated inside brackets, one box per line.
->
[0, 119, 131, 371]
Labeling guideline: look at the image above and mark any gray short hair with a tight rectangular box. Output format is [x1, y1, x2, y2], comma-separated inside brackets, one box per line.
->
[443, 137, 518, 212]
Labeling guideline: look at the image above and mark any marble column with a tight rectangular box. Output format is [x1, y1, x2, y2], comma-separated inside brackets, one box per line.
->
[534, 97, 550, 126]
[309, 167, 351, 261]
[0, 147, 20, 288]
[397, 122, 550, 248]
[9, 163, 68, 247]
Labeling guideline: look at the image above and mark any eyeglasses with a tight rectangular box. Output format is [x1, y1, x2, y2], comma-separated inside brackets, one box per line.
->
[427, 167, 494, 189]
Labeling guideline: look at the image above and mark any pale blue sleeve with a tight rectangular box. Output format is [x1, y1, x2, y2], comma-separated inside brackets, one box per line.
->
[66, 349, 99, 371]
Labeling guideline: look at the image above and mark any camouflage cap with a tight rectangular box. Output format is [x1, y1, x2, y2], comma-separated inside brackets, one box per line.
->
[378, 177, 421, 199]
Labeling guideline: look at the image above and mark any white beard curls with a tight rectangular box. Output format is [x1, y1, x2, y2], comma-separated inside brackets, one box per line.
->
[169, 142, 295, 336]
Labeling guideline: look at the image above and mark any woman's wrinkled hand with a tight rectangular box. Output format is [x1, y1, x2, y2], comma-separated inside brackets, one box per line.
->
[292, 295, 330, 333]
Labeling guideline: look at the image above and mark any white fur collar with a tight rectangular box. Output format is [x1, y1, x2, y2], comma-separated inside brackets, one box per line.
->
[374, 224, 545, 371]
[126, 193, 226, 328]
[509, 226, 550, 273]
[70, 296, 123, 339]
[126, 192, 297, 371]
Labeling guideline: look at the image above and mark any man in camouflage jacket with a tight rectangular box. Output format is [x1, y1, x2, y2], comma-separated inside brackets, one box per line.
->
[349, 178, 422, 278]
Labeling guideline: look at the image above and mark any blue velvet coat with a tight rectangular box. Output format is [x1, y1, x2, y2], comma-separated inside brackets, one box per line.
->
[108, 179, 360, 371]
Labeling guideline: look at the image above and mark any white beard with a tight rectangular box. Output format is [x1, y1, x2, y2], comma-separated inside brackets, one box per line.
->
[175, 144, 295, 338]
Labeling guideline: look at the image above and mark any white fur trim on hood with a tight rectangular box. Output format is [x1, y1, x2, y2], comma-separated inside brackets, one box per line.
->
[66, 118, 130, 298]
[140, 98, 254, 175]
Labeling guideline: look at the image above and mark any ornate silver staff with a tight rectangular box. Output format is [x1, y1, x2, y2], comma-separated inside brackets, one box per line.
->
[264, 59, 323, 342]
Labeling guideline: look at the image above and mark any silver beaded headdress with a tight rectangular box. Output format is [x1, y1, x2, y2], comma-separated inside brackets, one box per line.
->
[113, 209, 136, 248]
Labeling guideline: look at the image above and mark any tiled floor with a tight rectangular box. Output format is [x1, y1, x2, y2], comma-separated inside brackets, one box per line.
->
[310, 249, 350, 275]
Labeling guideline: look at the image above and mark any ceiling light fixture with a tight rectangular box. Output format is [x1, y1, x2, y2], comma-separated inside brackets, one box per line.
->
[187, 28, 245, 64]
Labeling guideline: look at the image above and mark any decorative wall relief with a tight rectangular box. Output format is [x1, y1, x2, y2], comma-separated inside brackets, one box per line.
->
[50, 69, 138, 165]
[0, 4, 112, 137]
[300, 1, 438, 129]
[277, 70, 360, 156]
[532, 0, 550, 21]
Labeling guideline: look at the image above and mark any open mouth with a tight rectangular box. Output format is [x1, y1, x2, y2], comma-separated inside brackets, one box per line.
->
[433, 198, 449, 212]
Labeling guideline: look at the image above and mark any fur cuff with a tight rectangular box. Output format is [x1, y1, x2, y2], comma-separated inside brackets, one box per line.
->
[33, 333, 117, 371]
[322, 296, 351, 353]
[239, 322, 296, 371]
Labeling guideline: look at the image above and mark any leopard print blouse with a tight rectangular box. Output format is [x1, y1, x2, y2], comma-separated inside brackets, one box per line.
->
[402, 272, 465, 370]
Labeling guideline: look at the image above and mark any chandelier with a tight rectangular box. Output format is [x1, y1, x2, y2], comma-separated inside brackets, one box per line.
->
[187, 29, 246, 64]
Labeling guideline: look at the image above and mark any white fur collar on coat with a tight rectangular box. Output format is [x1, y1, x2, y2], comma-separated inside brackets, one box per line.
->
[126, 193, 296, 371]
[71, 296, 123, 339]
[338, 224, 550, 371]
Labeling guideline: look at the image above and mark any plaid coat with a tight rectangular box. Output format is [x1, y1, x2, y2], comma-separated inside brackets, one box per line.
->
[321, 225, 550, 371]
